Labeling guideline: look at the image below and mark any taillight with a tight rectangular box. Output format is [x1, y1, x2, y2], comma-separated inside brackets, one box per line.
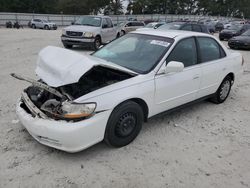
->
[242, 56, 245, 66]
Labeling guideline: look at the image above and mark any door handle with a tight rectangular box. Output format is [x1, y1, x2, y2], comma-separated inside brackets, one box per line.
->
[193, 75, 200, 80]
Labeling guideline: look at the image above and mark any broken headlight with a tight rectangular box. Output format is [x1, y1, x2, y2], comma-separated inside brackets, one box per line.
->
[61, 101, 96, 119]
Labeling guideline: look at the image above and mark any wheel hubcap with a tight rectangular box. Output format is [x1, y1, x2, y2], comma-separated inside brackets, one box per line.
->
[95, 40, 100, 49]
[115, 113, 136, 137]
[220, 80, 230, 100]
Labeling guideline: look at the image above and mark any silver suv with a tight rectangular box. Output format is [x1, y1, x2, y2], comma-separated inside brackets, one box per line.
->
[30, 19, 57, 30]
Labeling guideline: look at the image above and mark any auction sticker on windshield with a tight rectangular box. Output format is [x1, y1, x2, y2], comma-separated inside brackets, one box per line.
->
[150, 40, 170, 47]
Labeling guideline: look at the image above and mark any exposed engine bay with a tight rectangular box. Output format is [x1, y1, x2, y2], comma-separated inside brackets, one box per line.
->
[12, 66, 134, 121]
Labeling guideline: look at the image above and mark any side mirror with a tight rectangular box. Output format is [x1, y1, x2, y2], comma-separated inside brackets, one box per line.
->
[158, 61, 184, 75]
[165, 61, 184, 73]
[125, 24, 128, 27]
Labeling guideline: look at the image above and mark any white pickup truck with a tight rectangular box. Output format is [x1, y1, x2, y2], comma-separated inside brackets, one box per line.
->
[61, 16, 120, 50]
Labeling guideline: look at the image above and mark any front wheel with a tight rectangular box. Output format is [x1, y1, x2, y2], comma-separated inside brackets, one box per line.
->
[211, 76, 232, 104]
[104, 101, 143, 147]
[92, 36, 101, 51]
[44, 25, 49, 30]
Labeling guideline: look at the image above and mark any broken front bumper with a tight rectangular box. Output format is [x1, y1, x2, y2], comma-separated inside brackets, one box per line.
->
[16, 99, 111, 153]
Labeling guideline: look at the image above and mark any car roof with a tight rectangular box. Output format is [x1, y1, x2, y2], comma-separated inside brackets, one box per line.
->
[132, 29, 210, 39]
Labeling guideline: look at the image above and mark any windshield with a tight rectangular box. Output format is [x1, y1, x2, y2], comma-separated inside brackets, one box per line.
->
[74, 16, 102, 27]
[157, 22, 184, 30]
[42, 20, 48, 23]
[242, 30, 250, 36]
[93, 33, 173, 74]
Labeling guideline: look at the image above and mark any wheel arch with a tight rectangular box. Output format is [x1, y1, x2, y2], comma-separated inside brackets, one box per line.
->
[113, 98, 149, 122]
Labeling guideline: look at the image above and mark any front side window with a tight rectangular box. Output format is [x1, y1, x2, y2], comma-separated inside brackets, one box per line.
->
[166, 37, 197, 67]
[93, 34, 174, 74]
[106, 18, 113, 28]
[197, 37, 222, 63]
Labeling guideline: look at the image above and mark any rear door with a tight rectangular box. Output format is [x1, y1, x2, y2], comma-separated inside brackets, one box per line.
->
[154, 37, 201, 112]
[196, 37, 227, 98]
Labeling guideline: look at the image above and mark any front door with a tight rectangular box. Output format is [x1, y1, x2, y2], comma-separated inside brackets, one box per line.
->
[154, 37, 201, 113]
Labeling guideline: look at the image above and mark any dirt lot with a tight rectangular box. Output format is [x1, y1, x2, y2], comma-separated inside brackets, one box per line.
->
[0, 28, 249, 188]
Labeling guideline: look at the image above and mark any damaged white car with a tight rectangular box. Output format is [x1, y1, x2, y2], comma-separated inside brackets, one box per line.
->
[13, 30, 243, 152]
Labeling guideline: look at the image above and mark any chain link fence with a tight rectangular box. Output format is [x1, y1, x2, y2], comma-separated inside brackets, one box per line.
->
[0, 12, 231, 27]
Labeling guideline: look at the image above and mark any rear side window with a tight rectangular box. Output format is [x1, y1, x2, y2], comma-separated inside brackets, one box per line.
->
[126, 22, 132, 27]
[192, 25, 202, 32]
[201, 25, 209, 33]
[181, 24, 192, 31]
[197, 37, 225, 63]
[166, 37, 197, 67]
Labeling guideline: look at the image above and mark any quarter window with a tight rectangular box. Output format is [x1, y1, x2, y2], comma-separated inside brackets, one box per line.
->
[197, 37, 224, 63]
[166, 37, 197, 67]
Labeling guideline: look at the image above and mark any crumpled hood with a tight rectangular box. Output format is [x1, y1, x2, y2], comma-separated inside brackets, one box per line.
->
[64, 25, 99, 33]
[36, 46, 137, 87]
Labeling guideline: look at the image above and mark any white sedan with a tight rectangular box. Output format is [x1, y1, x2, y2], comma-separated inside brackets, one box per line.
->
[13, 30, 243, 152]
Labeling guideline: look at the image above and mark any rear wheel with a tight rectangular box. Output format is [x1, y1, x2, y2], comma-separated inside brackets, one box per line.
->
[104, 101, 143, 147]
[210, 76, 232, 104]
[32, 24, 36, 29]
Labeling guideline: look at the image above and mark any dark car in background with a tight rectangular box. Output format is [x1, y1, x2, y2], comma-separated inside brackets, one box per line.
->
[157, 22, 210, 34]
[219, 24, 250, 40]
[215, 22, 224, 32]
[228, 29, 250, 50]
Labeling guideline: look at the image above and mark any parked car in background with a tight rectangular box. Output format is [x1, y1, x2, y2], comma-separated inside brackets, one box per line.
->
[61, 16, 120, 50]
[119, 21, 145, 35]
[13, 30, 243, 152]
[157, 22, 210, 34]
[219, 24, 250, 40]
[30, 19, 57, 30]
[144, 22, 165, 29]
[228, 29, 250, 50]
[215, 22, 224, 32]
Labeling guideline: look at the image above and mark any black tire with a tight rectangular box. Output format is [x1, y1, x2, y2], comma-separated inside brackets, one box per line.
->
[210, 76, 232, 104]
[32, 24, 36, 29]
[104, 101, 144, 147]
[116, 32, 120, 39]
[63, 43, 73, 49]
[92, 36, 101, 51]
[44, 25, 49, 30]
[121, 30, 125, 36]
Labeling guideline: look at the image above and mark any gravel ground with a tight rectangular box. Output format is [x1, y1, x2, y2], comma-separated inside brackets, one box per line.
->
[0, 28, 250, 188]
